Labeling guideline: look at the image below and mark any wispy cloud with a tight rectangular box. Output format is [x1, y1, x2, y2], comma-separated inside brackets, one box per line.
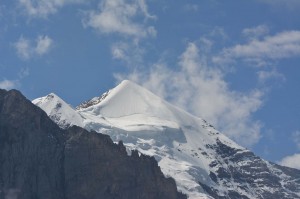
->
[14, 36, 31, 60]
[242, 25, 269, 39]
[35, 35, 53, 55]
[116, 42, 264, 147]
[83, 0, 156, 70]
[83, 0, 156, 39]
[111, 41, 145, 67]
[278, 131, 300, 169]
[292, 130, 300, 149]
[214, 30, 300, 66]
[257, 68, 285, 83]
[14, 35, 53, 60]
[18, 0, 87, 18]
[0, 80, 17, 90]
[279, 153, 300, 169]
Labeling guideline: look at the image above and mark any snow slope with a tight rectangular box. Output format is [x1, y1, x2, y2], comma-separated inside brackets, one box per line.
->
[33, 80, 300, 199]
[32, 93, 84, 128]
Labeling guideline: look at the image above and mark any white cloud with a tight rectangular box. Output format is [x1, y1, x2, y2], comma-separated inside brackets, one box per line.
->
[214, 30, 300, 66]
[292, 130, 300, 149]
[18, 0, 87, 18]
[83, 0, 156, 39]
[257, 68, 285, 83]
[279, 153, 300, 170]
[35, 35, 53, 55]
[14, 35, 53, 60]
[112, 42, 128, 60]
[14, 36, 31, 60]
[242, 25, 269, 39]
[278, 131, 300, 170]
[116, 42, 264, 147]
[0, 80, 17, 90]
[111, 41, 144, 67]
[136, 0, 156, 19]
[147, 26, 157, 37]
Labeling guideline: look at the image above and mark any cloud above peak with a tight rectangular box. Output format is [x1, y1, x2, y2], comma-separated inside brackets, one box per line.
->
[292, 130, 300, 149]
[279, 153, 300, 170]
[18, 0, 86, 18]
[83, 0, 156, 39]
[14, 35, 53, 60]
[214, 30, 300, 66]
[0, 80, 17, 90]
[242, 25, 269, 39]
[116, 42, 264, 147]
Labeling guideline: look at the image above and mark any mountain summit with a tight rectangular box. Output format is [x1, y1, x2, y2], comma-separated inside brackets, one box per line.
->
[32, 93, 84, 128]
[78, 80, 191, 120]
[77, 80, 210, 132]
[33, 80, 300, 199]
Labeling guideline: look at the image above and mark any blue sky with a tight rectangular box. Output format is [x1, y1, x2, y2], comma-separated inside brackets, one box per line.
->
[1, 0, 300, 168]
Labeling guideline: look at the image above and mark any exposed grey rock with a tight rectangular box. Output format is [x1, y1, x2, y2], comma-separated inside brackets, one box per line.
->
[202, 138, 300, 199]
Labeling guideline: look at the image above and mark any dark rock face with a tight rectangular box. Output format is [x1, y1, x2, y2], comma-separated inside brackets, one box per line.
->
[0, 89, 186, 199]
[0, 89, 65, 199]
[64, 127, 185, 199]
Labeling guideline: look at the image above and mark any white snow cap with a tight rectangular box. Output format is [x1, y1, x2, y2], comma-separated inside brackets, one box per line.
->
[32, 93, 84, 128]
[81, 80, 201, 126]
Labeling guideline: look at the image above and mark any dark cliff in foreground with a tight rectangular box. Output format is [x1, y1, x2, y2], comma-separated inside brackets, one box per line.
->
[0, 89, 186, 199]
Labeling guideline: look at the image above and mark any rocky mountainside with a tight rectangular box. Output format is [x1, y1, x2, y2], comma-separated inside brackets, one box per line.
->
[0, 89, 186, 199]
[33, 80, 300, 199]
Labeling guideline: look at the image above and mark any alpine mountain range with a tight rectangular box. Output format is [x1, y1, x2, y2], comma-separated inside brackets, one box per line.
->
[31, 80, 300, 199]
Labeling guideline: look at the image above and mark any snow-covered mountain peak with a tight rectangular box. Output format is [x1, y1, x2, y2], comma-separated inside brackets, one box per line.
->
[32, 93, 84, 129]
[32, 93, 65, 112]
[78, 80, 205, 130]
[79, 79, 169, 117]
[76, 80, 135, 111]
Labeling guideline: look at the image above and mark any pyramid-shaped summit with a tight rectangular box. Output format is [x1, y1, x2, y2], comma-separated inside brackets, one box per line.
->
[79, 79, 172, 118]
[77, 80, 203, 128]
